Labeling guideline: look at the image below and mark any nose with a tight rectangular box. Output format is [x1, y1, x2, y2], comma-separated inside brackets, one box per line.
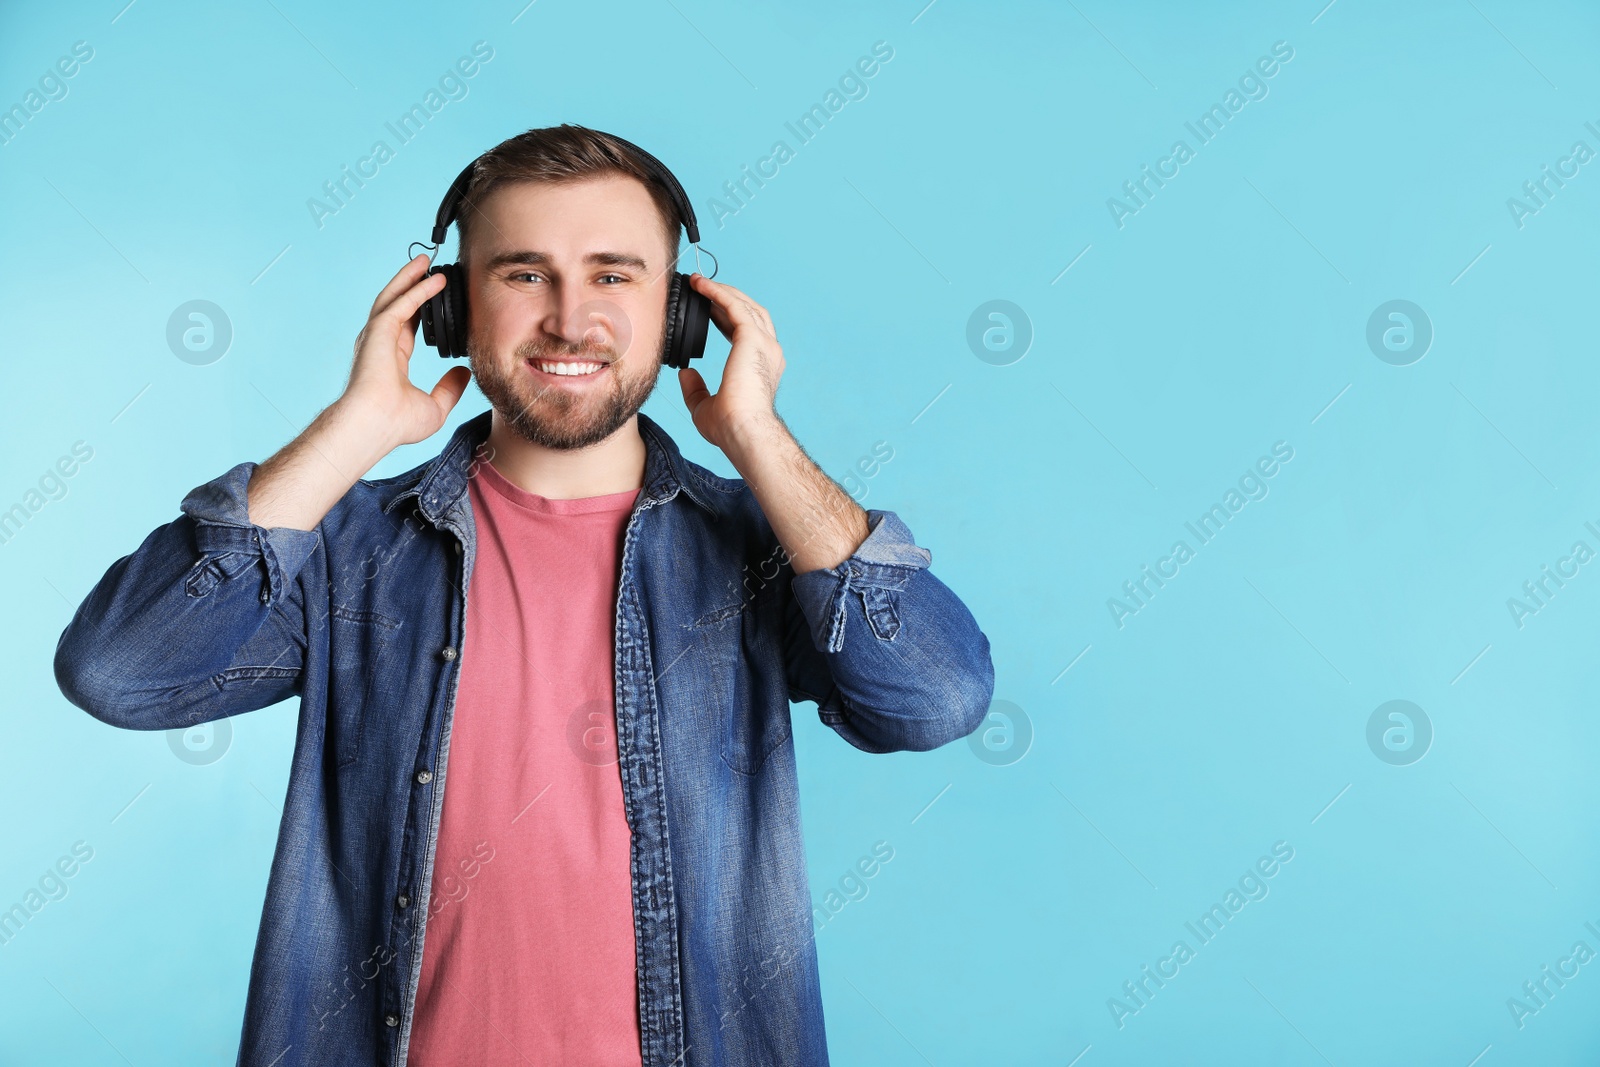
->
[541, 286, 633, 358]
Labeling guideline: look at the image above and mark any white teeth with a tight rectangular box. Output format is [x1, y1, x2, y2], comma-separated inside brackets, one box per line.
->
[533, 360, 604, 377]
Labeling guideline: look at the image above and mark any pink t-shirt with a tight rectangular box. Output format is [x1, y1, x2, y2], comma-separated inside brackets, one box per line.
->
[406, 456, 644, 1065]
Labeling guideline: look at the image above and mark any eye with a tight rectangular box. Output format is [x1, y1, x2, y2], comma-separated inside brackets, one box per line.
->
[597, 273, 627, 284]
[510, 271, 545, 284]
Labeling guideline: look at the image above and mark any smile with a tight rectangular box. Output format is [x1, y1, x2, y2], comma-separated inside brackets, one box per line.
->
[528, 359, 609, 378]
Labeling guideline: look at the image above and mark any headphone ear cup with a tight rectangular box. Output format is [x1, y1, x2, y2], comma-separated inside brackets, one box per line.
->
[663, 273, 685, 369]
[680, 283, 711, 367]
[421, 264, 447, 354]
[444, 263, 470, 358]
[422, 263, 470, 358]
[663, 272, 710, 370]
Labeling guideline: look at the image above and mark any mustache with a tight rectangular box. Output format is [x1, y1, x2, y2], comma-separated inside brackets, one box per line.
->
[519, 336, 618, 363]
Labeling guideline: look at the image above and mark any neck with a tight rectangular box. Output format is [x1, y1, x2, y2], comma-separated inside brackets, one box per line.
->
[481, 410, 647, 500]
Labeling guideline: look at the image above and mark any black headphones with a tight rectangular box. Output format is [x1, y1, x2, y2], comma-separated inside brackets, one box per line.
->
[418, 129, 713, 370]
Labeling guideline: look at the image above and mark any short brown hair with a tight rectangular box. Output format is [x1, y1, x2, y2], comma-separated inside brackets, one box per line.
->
[453, 124, 683, 273]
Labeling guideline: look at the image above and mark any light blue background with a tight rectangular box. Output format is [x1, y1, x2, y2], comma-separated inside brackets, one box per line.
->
[4, 0, 1599, 1063]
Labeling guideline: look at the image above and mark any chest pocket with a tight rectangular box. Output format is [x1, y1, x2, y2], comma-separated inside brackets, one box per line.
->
[693, 592, 793, 776]
[327, 605, 401, 769]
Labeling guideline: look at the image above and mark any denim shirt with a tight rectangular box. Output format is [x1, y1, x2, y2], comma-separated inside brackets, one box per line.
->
[52, 408, 995, 1067]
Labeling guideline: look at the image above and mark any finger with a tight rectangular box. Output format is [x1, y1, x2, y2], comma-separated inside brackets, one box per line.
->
[690, 274, 768, 338]
[729, 292, 774, 338]
[379, 269, 449, 329]
[373, 253, 434, 317]
[694, 275, 774, 337]
[690, 273, 759, 319]
[700, 291, 736, 343]
[751, 302, 775, 339]
[693, 274, 769, 318]
[386, 297, 426, 363]
[399, 300, 425, 352]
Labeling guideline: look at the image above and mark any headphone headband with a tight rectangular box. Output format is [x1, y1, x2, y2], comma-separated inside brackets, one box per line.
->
[430, 128, 700, 249]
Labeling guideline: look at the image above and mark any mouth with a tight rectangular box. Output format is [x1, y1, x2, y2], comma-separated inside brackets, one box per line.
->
[526, 357, 612, 381]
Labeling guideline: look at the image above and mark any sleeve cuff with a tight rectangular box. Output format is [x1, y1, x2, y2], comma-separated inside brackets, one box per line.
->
[179, 461, 321, 602]
[790, 509, 932, 654]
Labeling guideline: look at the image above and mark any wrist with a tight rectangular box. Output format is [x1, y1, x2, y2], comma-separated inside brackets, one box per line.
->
[722, 411, 786, 471]
[725, 409, 784, 452]
[322, 397, 403, 469]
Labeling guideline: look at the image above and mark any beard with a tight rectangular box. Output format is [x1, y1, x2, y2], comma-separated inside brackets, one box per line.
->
[467, 326, 663, 451]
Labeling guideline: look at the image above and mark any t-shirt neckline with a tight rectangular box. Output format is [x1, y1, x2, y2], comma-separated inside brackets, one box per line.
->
[472, 456, 642, 516]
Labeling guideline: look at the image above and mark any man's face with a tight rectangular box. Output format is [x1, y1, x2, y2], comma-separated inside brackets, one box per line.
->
[463, 174, 675, 450]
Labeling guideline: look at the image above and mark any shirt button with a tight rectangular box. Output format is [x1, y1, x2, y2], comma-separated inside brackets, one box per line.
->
[385, 1013, 399, 1028]
[396, 894, 410, 909]
[441, 646, 457, 661]
[454, 541, 463, 555]
[415, 769, 433, 784]
[259, 589, 270, 604]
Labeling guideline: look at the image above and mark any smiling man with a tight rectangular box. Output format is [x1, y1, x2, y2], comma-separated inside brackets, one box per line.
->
[53, 125, 995, 1067]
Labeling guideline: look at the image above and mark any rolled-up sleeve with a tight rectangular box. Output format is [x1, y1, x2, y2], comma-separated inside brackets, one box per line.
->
[54, 461, 320, 728]
[180, 462, 321, 605]
[784, 509, 995, 754]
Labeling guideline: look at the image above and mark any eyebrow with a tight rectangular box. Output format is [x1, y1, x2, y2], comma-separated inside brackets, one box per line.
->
[483, 250, 649, 273]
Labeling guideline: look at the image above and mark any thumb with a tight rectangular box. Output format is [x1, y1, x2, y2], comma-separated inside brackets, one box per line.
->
[678, 367, 710, 413]
[432, 365, 473, 415]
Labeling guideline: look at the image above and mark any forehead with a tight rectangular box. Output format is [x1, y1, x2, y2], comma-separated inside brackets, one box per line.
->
[471, 174, 673, 262]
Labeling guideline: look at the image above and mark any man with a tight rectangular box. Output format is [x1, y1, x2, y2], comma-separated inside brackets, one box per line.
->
[53, 125, 995, 1066]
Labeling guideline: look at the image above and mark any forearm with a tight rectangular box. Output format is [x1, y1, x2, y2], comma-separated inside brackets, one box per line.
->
[248, 400, 397, 532]
[723, 414, 869, 575]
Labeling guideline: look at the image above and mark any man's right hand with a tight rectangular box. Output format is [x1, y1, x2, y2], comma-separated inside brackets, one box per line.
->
[341, 253, 474, 450]
[245, 255, 475, 532]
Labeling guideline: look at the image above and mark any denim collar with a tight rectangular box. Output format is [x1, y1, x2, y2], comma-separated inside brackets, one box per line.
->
[377, 408, 717, 524]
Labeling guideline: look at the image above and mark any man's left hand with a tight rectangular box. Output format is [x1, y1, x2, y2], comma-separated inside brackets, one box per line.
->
[677, 273, 785, 453]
